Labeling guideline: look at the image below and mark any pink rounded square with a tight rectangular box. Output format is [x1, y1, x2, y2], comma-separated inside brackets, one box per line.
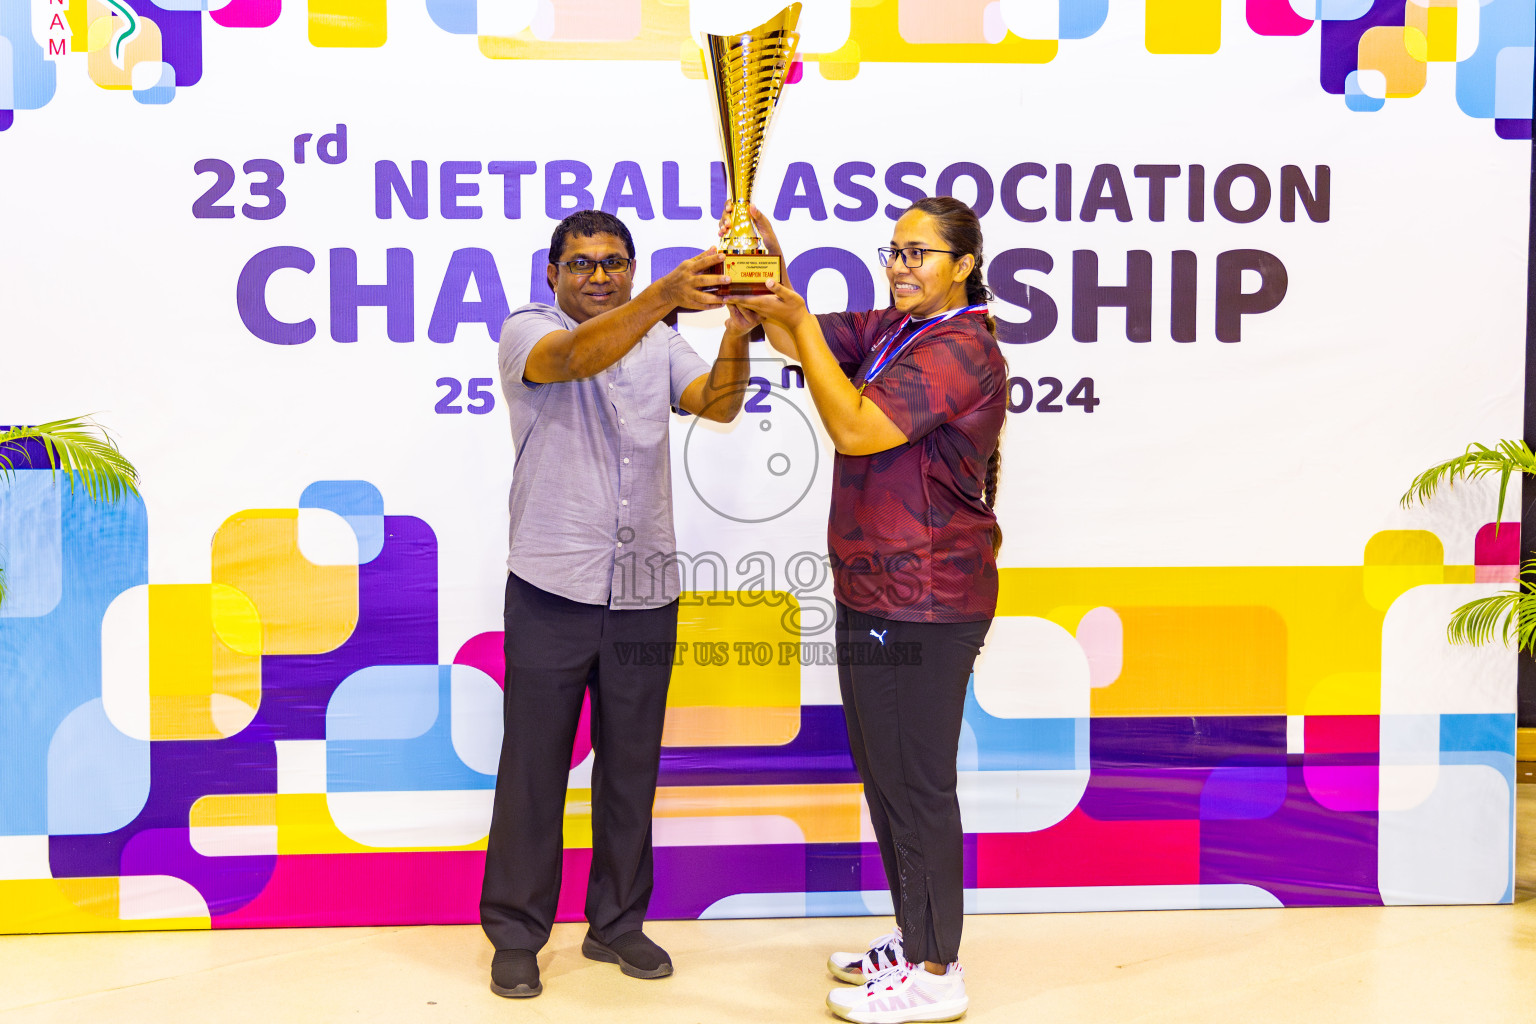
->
[1247, 0, 1311, 36]
[1474, 522, 1519, 566]
[213, 0, 280, 30]
[1304, 765, 1378, 812]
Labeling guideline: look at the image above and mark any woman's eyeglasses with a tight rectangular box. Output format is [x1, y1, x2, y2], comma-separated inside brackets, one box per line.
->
[877, 247, 961, 268]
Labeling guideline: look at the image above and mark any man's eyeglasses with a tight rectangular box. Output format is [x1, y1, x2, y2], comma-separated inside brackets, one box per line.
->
[553, 256, 635, 276]
[877, 247, 961, 269]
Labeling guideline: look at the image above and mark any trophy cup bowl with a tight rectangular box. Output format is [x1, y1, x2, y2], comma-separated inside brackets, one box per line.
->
[703, 3, 801, 296]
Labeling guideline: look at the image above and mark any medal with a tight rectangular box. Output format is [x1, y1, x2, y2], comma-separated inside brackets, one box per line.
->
[856, 304, 987, 393]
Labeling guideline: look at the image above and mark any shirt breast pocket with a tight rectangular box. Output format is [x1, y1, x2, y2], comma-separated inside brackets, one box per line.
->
[638, 397, 673, 423]
[627, 342, 677, 422]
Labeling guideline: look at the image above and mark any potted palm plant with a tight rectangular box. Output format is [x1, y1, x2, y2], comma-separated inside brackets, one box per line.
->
[0, 416, 140, 607]
[1401, 439, 1535, 651]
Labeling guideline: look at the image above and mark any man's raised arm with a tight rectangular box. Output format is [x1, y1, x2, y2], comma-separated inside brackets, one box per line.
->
[525, 251, 732, 383]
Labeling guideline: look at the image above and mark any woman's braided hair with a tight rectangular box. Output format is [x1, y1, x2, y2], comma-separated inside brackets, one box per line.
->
[907, 196, 1004, 554]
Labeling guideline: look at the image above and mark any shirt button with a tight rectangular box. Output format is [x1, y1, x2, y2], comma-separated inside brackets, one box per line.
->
[622, 457, 630, 465]
[616, 541, 623, 548]
[620, 418, 626, 425]
[608, 383, 615, 390]
[621, 500, 628, 506]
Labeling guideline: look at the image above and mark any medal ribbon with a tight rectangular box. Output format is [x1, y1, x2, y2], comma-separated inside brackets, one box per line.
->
[859, 304, 988, 391]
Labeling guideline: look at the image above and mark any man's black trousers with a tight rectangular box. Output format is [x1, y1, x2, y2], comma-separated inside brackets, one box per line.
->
[480, 573, 677, 952]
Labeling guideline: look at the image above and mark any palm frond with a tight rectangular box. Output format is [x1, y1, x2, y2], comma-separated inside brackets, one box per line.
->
[1400, 440, 1536, 524]
[0, 416, 141, 503]
[1446, 591, 1525, 647]
[1446, 559, 1536, 654]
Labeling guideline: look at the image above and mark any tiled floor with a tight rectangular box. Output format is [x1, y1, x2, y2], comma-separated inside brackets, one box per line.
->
[3, 785, 1532, 1024]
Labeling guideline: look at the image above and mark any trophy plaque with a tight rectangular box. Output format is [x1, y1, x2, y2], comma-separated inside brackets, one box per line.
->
[703, 4, 801, 295]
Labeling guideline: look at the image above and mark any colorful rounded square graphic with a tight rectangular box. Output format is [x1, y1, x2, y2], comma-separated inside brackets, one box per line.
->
[1405, 2, 1458, 63]
[212, 0, 282, 29]
[309, 0, 386, 47]
[1089, 606, 1287, 717]
[1358, 26, 1427, 99]
[1363, 530, 1444, 611]
[0, 471, 63, 619]
[664, 593, 803, 747]
[1146, 0, 1222, 55]
[1247, 0, 1311, 37]
[147, 584, 262, 741]
[898, 0, 1003, 45]
[211, 509, 360, 656]
[533, 0, 641, 41]
[86, 7, 162, 91]
[131, 60, 175, 105]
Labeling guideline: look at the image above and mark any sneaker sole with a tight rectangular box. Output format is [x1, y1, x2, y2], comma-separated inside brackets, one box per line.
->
[825, 993, 968, 1024]
[581, 934, 674, 979]
[828, 958, 865, 984]
[489, 979, 541, 999]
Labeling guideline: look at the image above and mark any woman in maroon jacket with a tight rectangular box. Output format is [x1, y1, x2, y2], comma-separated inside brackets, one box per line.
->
[731, 196, 1006, 1024]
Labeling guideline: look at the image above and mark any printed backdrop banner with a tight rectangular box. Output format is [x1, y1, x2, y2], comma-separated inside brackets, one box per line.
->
[0, 0, 1531, 932]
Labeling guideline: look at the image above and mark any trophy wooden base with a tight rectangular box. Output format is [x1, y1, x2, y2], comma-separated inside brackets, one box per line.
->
[714, 253, 784, 296]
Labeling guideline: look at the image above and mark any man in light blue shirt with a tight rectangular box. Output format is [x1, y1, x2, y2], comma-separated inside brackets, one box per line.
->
[482, 210, 757, 998]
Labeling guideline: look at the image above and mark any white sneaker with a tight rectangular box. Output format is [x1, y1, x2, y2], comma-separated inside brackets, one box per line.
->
[828, 928, 904, 984]
[826, 962, 968, 1024]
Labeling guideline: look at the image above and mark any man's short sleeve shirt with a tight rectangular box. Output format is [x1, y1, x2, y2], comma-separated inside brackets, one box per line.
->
[498, 302, 708, 609]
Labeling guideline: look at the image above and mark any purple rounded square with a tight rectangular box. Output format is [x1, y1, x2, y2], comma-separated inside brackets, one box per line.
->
[1201, 765, 1289, 820]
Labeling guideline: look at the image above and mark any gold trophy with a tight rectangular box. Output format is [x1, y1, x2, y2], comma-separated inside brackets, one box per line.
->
[703, 3, 801, 295]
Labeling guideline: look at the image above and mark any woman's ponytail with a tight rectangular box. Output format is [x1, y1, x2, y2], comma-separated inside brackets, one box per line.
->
[906, 195, 1004, 555]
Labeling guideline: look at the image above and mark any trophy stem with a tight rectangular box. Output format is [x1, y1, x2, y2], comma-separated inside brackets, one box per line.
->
[720, 199, 762, 255]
